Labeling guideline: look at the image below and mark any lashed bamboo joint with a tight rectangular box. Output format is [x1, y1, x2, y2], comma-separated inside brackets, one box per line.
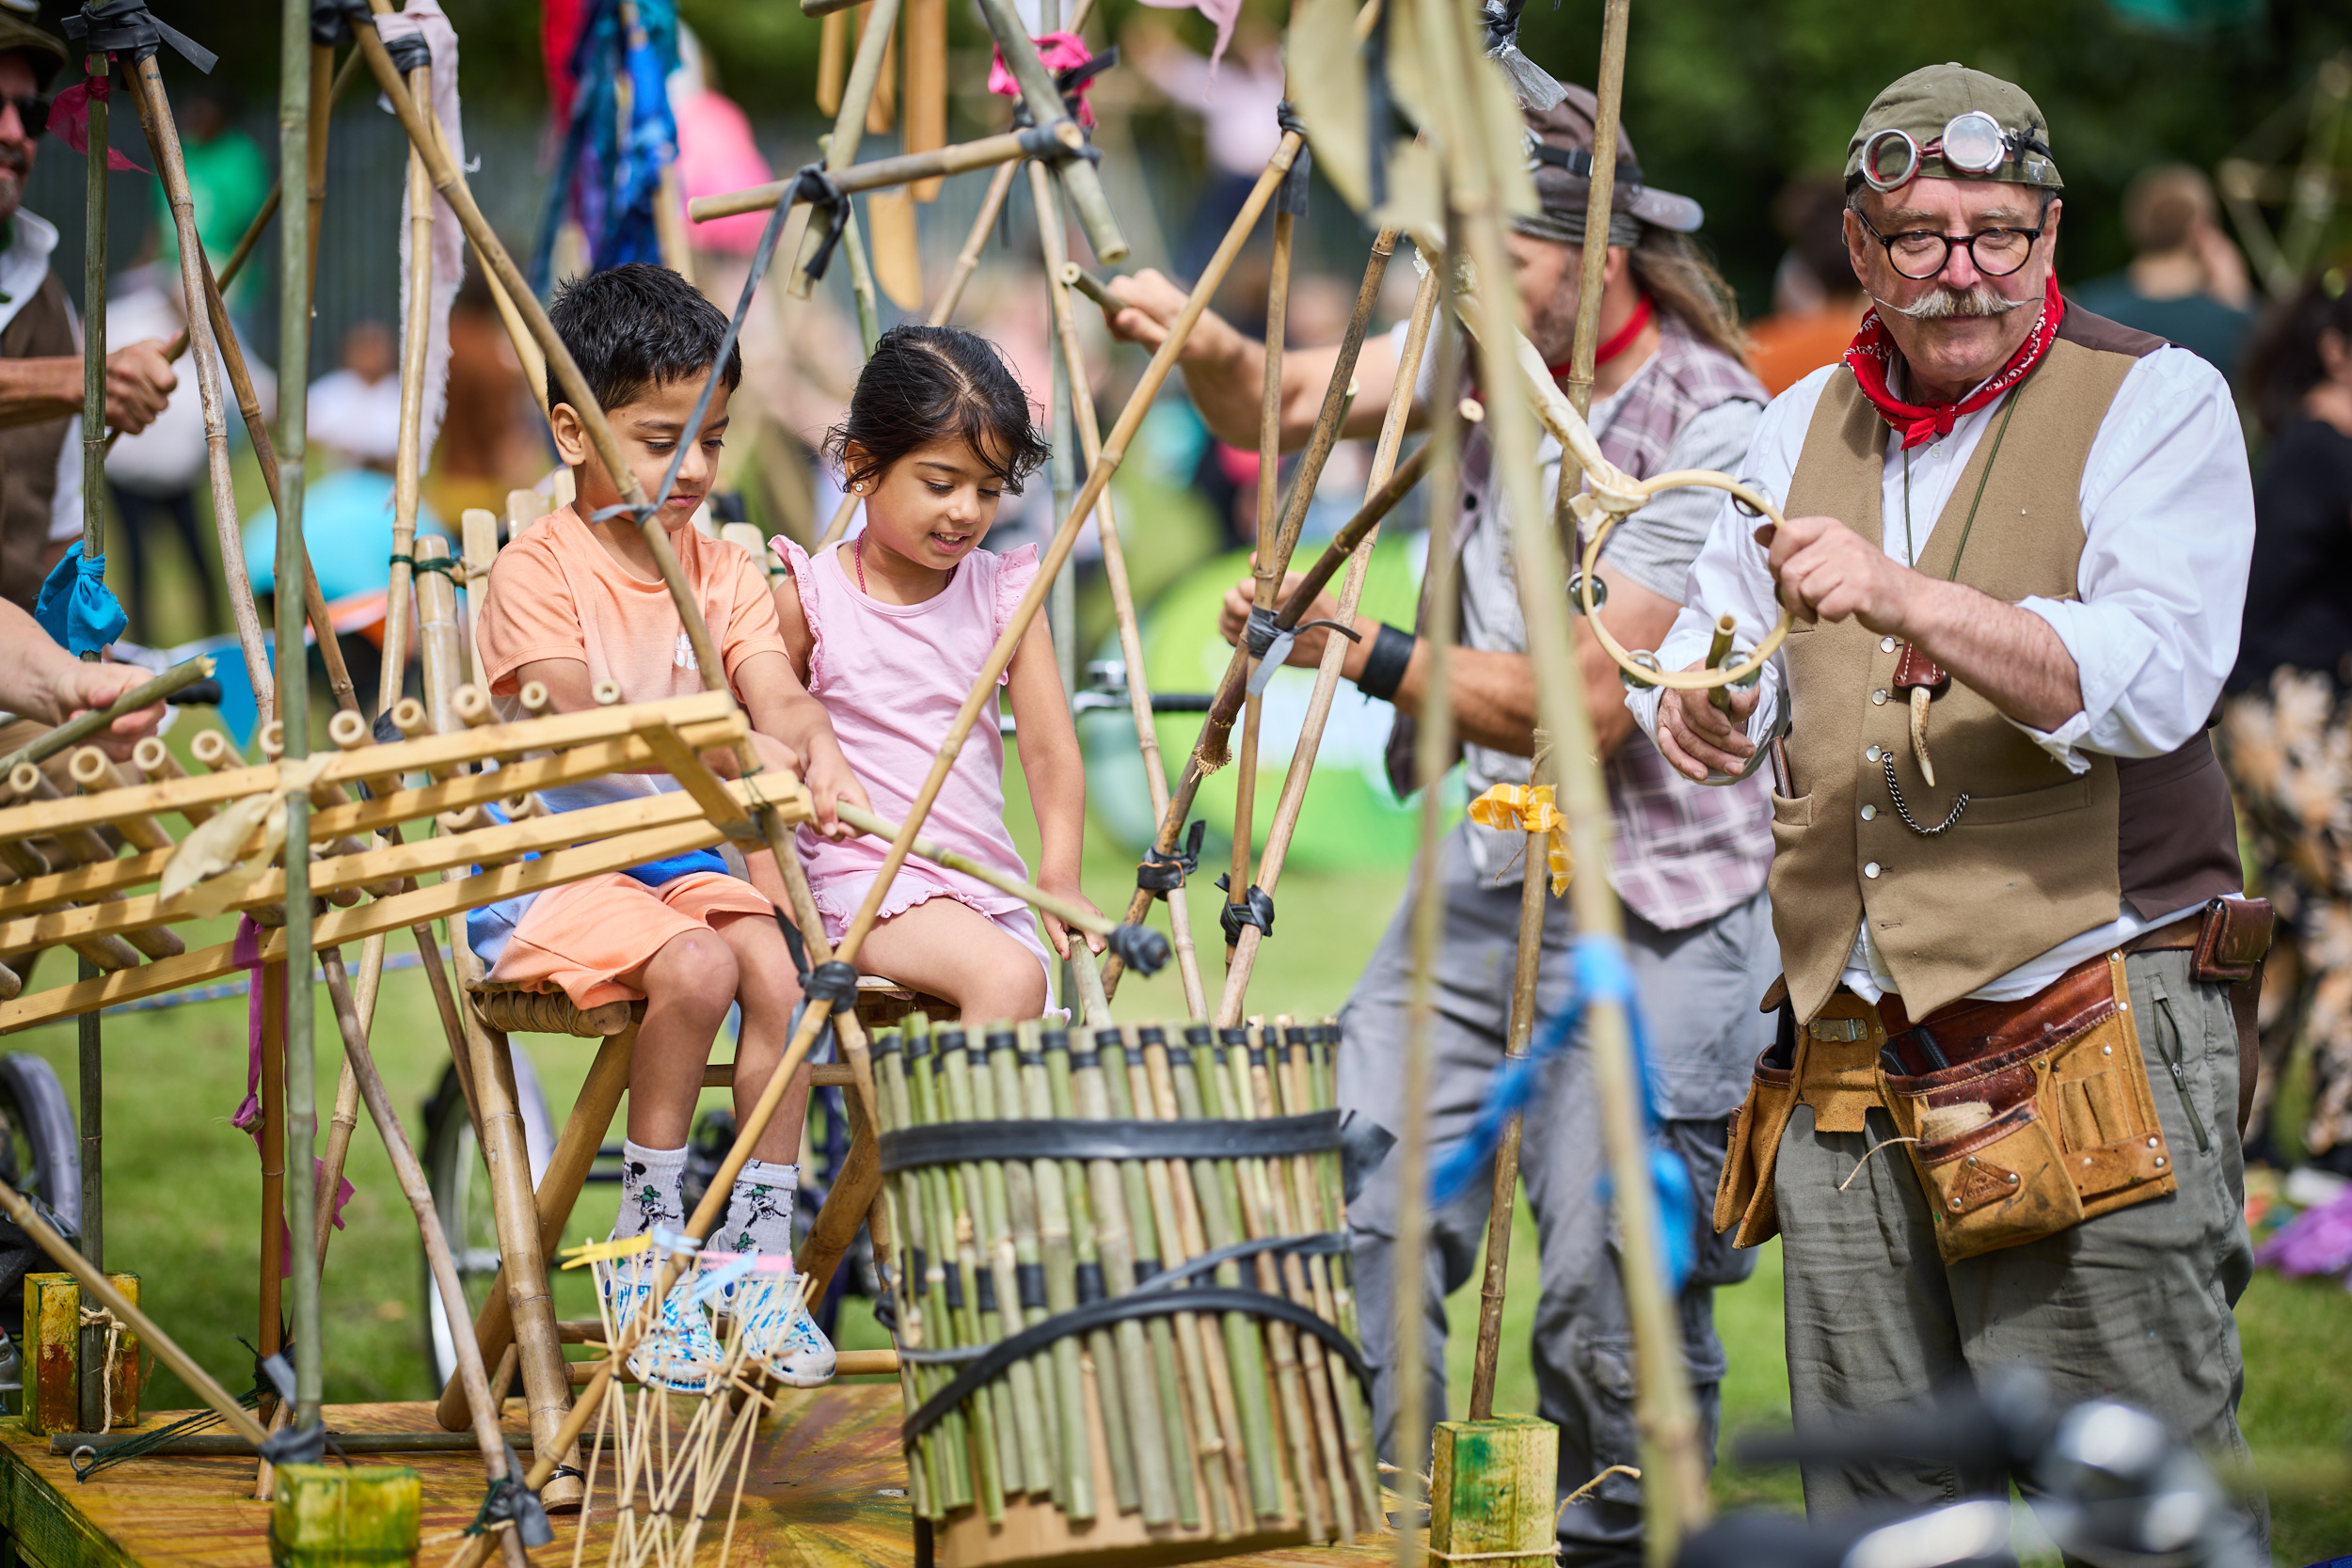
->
[870, 1017, 1374, 1566]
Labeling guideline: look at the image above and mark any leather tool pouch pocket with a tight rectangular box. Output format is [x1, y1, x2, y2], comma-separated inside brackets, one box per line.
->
[1883, 954, 2174, 1265]
[1716, 996, 1799, 1248]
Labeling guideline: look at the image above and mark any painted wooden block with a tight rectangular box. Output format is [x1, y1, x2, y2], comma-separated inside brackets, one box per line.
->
[1429, 1416, 1559, 1568]
[21, 1273, 140, 1437]
[269, 1464, 421, 1567]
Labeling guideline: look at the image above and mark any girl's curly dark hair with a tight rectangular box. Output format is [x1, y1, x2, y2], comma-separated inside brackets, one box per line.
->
[822, 324, 1051, 494]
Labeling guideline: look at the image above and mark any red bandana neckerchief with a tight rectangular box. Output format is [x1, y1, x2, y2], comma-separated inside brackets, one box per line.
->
[1547, 294, 1657, 381]
[1842, 275, 2064, 449]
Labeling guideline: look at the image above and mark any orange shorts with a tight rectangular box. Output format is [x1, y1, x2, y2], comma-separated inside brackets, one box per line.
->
[485, 872, 775, 1009]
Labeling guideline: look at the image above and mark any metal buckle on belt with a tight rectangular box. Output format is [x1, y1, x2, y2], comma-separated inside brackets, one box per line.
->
[1807, 1018, 1870, 1042]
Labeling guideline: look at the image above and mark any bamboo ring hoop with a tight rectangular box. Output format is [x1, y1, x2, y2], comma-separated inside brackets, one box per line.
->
[1574, 468, 1794, 691]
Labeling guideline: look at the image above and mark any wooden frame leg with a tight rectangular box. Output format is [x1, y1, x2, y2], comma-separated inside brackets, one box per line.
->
[435, 1024, 633, 1434]
[454, 990, 586, 1510]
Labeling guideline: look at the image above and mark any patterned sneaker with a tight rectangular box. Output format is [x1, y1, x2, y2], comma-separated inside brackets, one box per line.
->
[602, 1252, 723, 1393]
[731, 1266, 835, 1386]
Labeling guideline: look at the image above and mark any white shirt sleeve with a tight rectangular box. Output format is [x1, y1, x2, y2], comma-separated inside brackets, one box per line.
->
[2010, 346, 2253, 768]
[1625, 368, 1830, 748]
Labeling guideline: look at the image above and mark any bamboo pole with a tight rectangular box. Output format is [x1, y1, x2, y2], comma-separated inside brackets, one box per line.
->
[0, 658, 213, 776]
[787, 0, 904, 298]
[1031, 164, 1208, 1018]
[1216, 245, 1438, 1023]
[687, 126, 1077, 223]
[1038, 1029, 1139, 1513]
[967, 0, 1126, 264]
[74, 49, 106, 1441]
[1423, 0, 1708, 1551]
[1226, 192, 1295, 971]
[132, 55, 270, 723]
[270, 5, 323, 1430]
[929, 160, 1020, 326]
[1468, 736, 1550, 1422]
[385, 53, 435, 721]
[1391, 305, 1467, 1568]
[318, 950, 532, 1568]
[905, 0, 946, 200]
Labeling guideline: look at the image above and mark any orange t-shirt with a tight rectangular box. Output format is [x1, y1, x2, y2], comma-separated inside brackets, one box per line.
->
[1745, 306, 1867, 397]
[475, 504, 788, 709]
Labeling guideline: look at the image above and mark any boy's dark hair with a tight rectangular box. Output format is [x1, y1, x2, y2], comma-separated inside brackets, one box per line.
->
[822, 325, 1050, 494]
[543, 262, 742, 416]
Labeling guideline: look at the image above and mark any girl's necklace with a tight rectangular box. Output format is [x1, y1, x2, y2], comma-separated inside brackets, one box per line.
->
[854, 532, 866, 595]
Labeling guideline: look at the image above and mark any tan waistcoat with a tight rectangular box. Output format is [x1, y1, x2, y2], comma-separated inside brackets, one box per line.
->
[0, 270, 78, 614]
[1769, 308, 2242, 1022]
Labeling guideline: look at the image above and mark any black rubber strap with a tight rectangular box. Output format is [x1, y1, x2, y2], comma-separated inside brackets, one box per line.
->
[1133, 1231, 1349, 1292]
[802, 959, 861, 1011]
[1356, 622, 1415, 703]
[1106, 922, 1171, 976]
[383, 30, 431, 73]
[1136, 818, 1205, 895]
[1216, 875, 1275, 943]
[66, 0, 219, 69]
[902, 1285, 1371, 1447]
[881, 1109, 1341, 1172]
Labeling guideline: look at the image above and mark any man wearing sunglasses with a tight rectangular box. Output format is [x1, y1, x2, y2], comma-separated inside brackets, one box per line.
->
[1633, 65, 2265, 1550]
[0, 15, 178, 619]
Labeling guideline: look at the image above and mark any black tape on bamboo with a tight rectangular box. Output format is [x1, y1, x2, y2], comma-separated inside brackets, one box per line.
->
[878, 1017, 1370, 1553]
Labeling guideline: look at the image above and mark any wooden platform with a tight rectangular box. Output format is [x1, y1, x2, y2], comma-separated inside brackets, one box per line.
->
[0, 1386, 1400, 1568]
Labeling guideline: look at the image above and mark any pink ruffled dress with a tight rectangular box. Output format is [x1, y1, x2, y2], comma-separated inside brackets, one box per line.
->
[771, 536, 1054, 980]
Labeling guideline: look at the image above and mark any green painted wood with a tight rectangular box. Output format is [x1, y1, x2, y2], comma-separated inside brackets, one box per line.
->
[1428, 1417, 1558, 1568]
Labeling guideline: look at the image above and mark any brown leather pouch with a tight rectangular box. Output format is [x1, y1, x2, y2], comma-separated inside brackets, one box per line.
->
[1891, 644, 1947, 692]
[1716, 1004, 1799, 1248]
[2192, 896, 2274, 984]
[1883, 953, 2174, 1263]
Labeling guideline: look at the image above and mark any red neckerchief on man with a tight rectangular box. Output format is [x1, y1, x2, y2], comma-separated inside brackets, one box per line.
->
[1842, 274, 2064, 449]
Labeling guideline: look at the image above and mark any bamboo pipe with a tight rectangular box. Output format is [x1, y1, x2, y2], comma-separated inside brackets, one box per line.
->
[130, 736, 207, 824]
[1032, 163, 1207, 1018]
[125, 60, 270, 723]
[385, 54, 434, 720]
[930, 160, 1021, 326]
[904, 0, 946, 199]
[318, 949, 532, 1568]
[304, 43, 330, 319]
[1468, 735, 1551, 1422]
[1704, 613, 1739, 716]
[838, 179, 882, 358]
[0, 656, 212, 775]
[1390, 319, 1467, 1568]
[1428, 0, 1708, 1550]
[688, 125, 1083, 223]
[1215, 255, 1439, 1024]
[1058, 262, 1122, 313]
[468, 121, 1308, 1552]
[65, 751, 169, 851]
[1226, 193, 1296, 967]
[0, 1172, 270, 1443]
[3, 766, 182, 964]
[786, 0, 905, 297]
[256, 956, 288, 1422]
[968, 0, 1126, 264]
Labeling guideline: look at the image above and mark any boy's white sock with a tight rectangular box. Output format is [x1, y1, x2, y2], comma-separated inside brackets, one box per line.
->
[613, 1141, 689, 1243]
[720, 1160, 799, 1258]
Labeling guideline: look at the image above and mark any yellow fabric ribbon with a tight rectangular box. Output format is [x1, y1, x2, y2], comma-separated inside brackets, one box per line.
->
[1467, 783, 1573, 895]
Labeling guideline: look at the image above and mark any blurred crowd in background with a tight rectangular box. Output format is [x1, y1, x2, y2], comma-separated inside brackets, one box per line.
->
[28, 5, 2352, 1182]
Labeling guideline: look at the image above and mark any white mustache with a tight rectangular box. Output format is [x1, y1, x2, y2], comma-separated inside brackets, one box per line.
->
[1869, 284, 2027, 321]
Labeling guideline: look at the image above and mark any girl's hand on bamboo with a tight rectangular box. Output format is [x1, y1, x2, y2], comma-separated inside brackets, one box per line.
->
[1219, 571, 1337, 670]
[103, 339, 178, 436]
[1039, 879, 1106, 959]
[800, 739, 870, 842]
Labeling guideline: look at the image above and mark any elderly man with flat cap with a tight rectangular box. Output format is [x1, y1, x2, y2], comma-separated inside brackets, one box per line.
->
[1635, 65, 2267, 1546]
[1109, 87, 1778, 1564]
[0, 13, 176, 617]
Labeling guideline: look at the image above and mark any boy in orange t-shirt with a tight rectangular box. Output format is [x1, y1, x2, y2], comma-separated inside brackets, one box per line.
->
[472, 264, 869, 1390]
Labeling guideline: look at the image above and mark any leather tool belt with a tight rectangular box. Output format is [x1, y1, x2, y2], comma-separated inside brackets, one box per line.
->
[1714, 895, 2272, 1262]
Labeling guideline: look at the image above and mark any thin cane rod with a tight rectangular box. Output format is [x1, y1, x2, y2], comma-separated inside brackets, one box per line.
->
[831, 802, 1112, 938]
[470, 139, 1306, 1539]
[382, 56, 434, 720]
[1549, 0, 1629, 555]
[687, 125, 1078, 223]
[1391, 318, 1466, 1568]
[1430, 0, 1707, 1548]
[1215, 255, 1439, 1025]
[1030, 158, 1208, 1018]
[1227, 197, 1294, 966]
[1468, 734, 1550, 1421]
[75, 53, 107, 1446]
[126, 57, 270, 723]
[930, 159, 1020, 326]
[318, 952, 532, 1568]
[0, 1175, 270, 1445]
[193, 245, 361, 718]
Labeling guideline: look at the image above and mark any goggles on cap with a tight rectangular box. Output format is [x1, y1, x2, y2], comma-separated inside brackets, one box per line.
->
[1524, 131, 1642, 187]
[1860, 110, 2049, 193]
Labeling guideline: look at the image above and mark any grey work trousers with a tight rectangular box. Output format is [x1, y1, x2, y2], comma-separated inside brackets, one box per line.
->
[1340, 825, 1777, 1568]
[1775, 947, 2268, 1560]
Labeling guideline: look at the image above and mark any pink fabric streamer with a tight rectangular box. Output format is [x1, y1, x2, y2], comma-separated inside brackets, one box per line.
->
[1133, 0, 1244, 71]
[233, 918, 357, 1278]
[987, 31, 1103, 128]
[49, 74, 146, 173]
[675, 88, 775, 256]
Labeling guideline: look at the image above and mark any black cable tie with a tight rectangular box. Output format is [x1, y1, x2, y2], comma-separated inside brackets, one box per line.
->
[1106, 922, 1170, 976]
[1215, 876, 1275, 944]
[1136, 818, 1205, 895]
[1243, 604, 1283, 661]
[1247, 615, 1362, 696]
[785, 162, 851, 287]
[1275, 102, 1312, 215]
[802, 958, 861, 1012]
[382, 31, 432, 75]
[65, 0, 219, 71]
[465, 1445, 553, 1548]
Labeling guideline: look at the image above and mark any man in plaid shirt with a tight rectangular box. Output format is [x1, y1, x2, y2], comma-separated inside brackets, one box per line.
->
[1107, 90, 1777, 1568]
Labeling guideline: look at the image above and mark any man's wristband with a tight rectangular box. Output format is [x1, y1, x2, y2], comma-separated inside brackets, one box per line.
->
[1356, 623, 1415, 703]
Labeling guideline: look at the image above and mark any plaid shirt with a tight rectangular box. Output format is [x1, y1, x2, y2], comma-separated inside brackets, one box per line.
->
[1385, 316, 1774, 931]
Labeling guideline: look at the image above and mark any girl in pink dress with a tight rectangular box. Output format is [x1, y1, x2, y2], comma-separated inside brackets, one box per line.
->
[771, 325, 1103, 1021]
